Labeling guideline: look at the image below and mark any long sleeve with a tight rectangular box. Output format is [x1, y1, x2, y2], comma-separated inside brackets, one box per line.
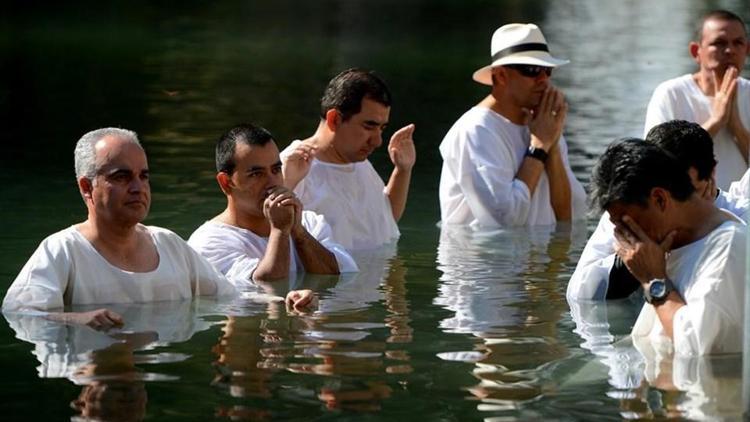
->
[567, 213, 617, 300]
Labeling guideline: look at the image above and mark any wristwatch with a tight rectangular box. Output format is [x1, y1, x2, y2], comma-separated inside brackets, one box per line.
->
[643, 278, 675, 305]
[525, 146, 549, 163]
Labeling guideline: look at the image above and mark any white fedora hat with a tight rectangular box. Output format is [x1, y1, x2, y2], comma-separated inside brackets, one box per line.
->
[472, 23, 569, 86]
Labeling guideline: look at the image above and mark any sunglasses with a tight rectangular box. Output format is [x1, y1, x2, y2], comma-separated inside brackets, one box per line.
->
[504, 64, 553, 78]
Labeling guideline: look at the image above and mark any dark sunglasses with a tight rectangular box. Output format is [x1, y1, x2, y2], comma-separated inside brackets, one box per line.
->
[504, 64, 553, 78]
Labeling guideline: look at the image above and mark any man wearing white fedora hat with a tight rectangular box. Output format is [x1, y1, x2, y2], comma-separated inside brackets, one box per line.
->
[439, 23, 585, 228]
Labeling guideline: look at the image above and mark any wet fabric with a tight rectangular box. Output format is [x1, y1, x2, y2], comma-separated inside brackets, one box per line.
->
[2, 226, 237, 312]
[438, 106, 585, 228]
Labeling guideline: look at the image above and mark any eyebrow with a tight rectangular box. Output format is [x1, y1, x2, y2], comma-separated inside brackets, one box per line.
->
[364, 119, 388, 126]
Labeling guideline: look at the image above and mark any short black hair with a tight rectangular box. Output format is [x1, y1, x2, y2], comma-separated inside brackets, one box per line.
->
[645, 120, 716, 180]
[215, 124, 274, 174]
[320, 68, 392, 121]
[590, 138, 695, 212]
[695, 9, 747, 41]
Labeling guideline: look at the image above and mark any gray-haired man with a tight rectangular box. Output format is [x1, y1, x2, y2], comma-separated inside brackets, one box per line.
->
[2, 128, 236, 328]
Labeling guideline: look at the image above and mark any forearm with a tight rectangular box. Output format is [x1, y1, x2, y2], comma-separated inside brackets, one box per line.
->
[253, 230, 291, 281]
[702, 117, 724, 138]
[291, 228, 340, 274]
[515, 157, 545, 196]
[545, 147, 572, 221]
[732, 128, 750, 164]
[653, 291, 685, 339]
[385, 167, 412, 222]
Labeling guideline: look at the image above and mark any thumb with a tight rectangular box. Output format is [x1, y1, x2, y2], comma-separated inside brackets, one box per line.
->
[660, 230, 677, 251]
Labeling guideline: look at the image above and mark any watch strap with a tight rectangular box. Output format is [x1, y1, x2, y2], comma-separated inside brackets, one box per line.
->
[525, 146, 549, 163]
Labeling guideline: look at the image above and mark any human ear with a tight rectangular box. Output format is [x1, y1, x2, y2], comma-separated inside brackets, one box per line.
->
[325, 109, 340, 131]
[216, 172, 233, 195]
[651, 187, 669, 211]
[689, 42, 700, 61]
[78, 177, 93, 200]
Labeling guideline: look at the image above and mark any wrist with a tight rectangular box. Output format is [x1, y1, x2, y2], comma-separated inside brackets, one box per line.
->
[529, 136, 550, 152]
[525, 145, 549, 163]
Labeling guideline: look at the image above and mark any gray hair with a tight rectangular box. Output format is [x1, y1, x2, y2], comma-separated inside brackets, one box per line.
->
[74, 127, 141, 179]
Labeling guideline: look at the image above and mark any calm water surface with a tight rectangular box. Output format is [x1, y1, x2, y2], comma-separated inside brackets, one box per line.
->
[1, 1, 748, 420]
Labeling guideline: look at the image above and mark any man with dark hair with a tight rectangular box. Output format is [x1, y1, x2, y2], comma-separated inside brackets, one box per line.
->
[644, 9, 750, 189]
[585, 139, 745, 356]
[281, 68, 416, 250]
[188, 124, 357, 292]
[438, 23, 585, 227]
[568, 120, 748, 300]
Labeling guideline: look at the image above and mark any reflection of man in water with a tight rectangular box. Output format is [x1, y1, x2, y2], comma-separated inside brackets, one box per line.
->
[188, 124, 358, 308]
[568, 120, 749, 300]
[2, 128, 236, 329]
[644, 10, 750, 189]
[281, 68, 416, 250]
[590, 139, 745, 356]
[439, 23, 585, 227]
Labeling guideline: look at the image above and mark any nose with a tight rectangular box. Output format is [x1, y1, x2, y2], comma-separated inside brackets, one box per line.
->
[267, 172, 283, 189]
[128, 177, 145, 193]
[370, 130, 383, 148]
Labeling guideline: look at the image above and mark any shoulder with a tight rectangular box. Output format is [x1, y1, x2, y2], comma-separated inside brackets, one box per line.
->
[440, 107, 512, 151]
[187, 221, 250, 249]
[279, 140, 303, 159]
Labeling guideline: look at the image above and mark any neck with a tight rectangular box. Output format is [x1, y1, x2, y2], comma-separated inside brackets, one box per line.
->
[80, 215, 140, 250]
[478, 93, 527, 125]
[304, 122, 347, 164]
[669, 198, 729, 248]
[216, 206, 271, 237]
[692, 69, 718, 96]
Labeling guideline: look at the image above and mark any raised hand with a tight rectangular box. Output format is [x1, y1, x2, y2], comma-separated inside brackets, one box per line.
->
[528, 86, 567, 151]
[263, 186, 297, 233]
[613, 216, 675, 284]
[282, 142, 317, 189]
[388, 124, 416, 172]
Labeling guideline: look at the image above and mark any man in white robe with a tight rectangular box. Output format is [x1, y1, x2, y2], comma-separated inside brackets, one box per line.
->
[188, 124, 357, 308]
[2, 128, 236, 329]
[280, 68, 416, 250]
[644, 9, 750, 189]
[567, 120, 749, 300]
[438, 23, 586, 227]
[589, 139, 745, 356]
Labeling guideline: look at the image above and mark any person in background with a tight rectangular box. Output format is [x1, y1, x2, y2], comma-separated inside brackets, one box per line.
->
[438, 23, 586, 228]
[281, 68, 416, 250]
[644, 9, 750, 189]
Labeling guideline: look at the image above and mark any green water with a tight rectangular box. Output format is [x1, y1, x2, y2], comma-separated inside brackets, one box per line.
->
[1, 1, 747, 420]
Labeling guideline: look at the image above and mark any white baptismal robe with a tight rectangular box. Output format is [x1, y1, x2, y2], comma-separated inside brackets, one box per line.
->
[188, 210, 358, 288]
[632, 220, 746, 356]
[2, 225, 237, 313]
[438, 106, 586, 227]
[281, 140, 400, 251]
[644, 75, 750, 189]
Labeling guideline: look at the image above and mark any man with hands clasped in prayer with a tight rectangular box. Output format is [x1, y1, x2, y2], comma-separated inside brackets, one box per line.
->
[645, 9, 750, 189]
[439, 23, 585, 227]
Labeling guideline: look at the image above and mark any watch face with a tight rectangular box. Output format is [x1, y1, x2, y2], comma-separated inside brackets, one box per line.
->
[649, 281, 666, 298]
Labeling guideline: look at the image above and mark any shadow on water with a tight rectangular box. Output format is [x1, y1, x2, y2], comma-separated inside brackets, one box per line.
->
[1, 0, 749, 420]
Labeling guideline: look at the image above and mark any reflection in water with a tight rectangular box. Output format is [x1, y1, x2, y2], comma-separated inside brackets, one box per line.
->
[435, 224, 586, 414]
[211, 248, 413, 417]
[4, 300, 214, 421]
[567, 299, 743, 420]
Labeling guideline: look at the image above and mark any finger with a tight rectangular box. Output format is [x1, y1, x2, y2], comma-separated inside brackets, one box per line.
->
[722, 66, 738, 92]
[660, 230, 677, 251]
[104, 310, 124, 326]
[621, 215, 650, 242]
